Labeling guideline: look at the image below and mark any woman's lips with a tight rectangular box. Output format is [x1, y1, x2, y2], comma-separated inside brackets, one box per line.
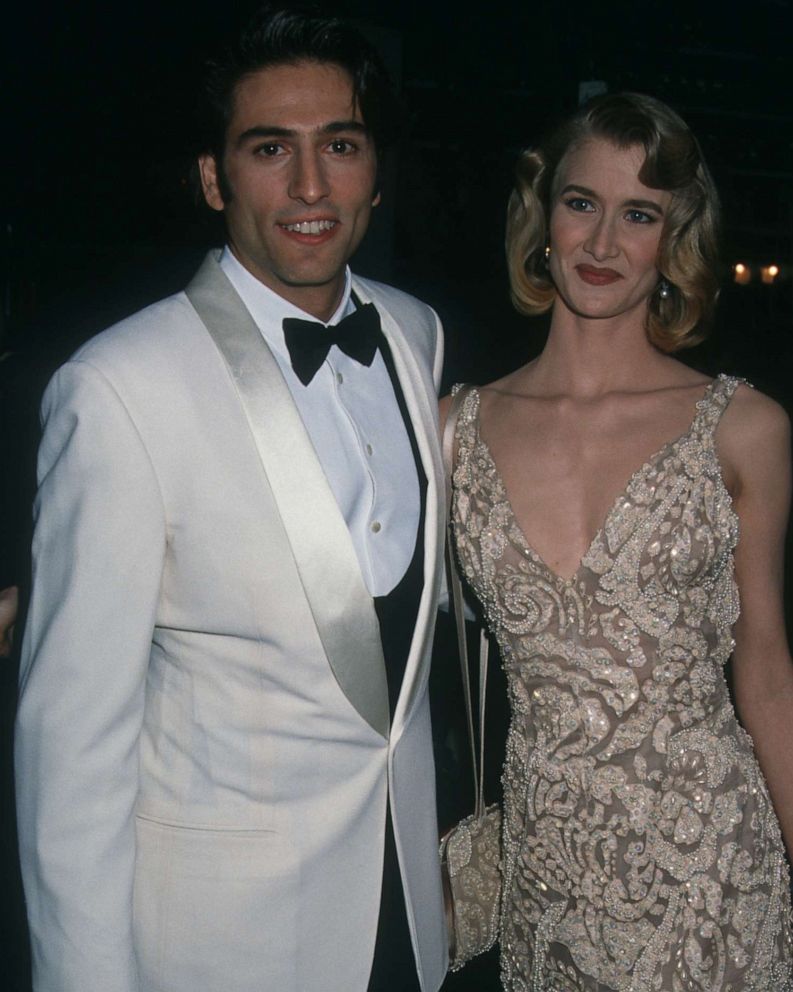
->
[575, 264, 623, 285]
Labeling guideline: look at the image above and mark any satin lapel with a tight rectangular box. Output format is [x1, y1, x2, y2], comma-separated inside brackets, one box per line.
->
[352, 278, 445, 734]
[186, 254, 390, 739]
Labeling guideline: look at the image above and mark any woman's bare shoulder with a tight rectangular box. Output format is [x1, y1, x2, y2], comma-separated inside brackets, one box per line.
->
[721, 381, 790, 448]
[476, 364, 541, 415]
[718, 382, 791, 494]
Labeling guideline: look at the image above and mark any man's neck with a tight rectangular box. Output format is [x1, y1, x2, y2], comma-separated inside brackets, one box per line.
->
[221, 246, 352, 324]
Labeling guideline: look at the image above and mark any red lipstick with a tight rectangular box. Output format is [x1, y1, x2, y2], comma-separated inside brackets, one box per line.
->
[575, 264, 622, 286]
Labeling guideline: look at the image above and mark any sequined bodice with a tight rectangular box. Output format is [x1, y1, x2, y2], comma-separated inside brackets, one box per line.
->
[451, 376, 792, 992]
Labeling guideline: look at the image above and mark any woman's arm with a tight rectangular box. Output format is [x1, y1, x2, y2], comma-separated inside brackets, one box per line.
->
[720, 385, 793, 855]
[439, 393, 453, 433]
[0, 585, 17, 657]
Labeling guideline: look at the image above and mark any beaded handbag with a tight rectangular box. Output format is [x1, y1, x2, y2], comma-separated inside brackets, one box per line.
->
[439, 385, 502, 970]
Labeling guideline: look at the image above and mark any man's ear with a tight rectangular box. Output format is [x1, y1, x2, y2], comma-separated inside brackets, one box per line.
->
[198, 154, 225, 212]
[372, 191, 382, 208]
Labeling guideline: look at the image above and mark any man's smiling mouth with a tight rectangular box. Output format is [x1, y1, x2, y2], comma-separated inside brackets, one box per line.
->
[281, 220, 338, 234]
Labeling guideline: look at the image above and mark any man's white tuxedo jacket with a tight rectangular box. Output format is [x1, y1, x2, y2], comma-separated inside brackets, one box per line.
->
[15, 253, 449, 992]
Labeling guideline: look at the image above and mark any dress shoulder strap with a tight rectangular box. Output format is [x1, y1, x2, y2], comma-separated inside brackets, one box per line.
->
[692, 373, 749, 437]
[448, 383, 481, 466]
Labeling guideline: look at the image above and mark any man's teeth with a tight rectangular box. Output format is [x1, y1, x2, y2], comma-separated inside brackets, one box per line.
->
[283, 220, 336, 234]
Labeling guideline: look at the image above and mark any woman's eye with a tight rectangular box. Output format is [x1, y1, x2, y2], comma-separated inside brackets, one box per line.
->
[565, 197, 594, 212]
[626, 209, 654, 224]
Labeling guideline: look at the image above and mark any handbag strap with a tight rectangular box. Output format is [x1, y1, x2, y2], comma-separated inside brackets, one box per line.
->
[442, 386, 490, 819]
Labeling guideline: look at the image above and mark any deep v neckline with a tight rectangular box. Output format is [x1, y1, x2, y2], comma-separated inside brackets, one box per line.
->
[468, 377, 722, 586]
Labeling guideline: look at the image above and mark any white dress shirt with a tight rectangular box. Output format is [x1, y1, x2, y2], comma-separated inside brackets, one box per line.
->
[220, 247, 420, 597]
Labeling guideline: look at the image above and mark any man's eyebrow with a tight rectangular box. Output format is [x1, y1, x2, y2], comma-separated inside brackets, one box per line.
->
[559, 184, 665, 213]
[322, 120, 369, 136]
[236, 125, 294, 147]
[236, 120, 369, 147]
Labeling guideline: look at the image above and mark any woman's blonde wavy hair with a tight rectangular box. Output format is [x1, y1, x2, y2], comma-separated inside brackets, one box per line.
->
[506, 92, 721, 351]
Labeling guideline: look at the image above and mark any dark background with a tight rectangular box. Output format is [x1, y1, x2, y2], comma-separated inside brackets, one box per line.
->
[3, 0, 792, 392]
[2, 1, 792, 988]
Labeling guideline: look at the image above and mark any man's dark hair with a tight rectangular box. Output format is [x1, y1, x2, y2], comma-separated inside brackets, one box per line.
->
[197, 4, 400, 199]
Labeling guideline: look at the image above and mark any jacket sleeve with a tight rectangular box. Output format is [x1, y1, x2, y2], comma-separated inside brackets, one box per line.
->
[431, 307, 444, 395]
[15, 359, 166, 992]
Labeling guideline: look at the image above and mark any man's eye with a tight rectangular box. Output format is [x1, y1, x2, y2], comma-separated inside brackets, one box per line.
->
[329, 139, 355, 154]
[255, 143, 283, 157]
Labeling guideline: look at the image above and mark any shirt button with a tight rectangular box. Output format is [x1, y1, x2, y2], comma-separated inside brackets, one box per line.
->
[366, 443, 373, 456]
[336, 371, 344, 385]
[370, 521, 381, 533]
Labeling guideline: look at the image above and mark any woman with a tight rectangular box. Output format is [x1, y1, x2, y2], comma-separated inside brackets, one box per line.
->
[443, 93, 793, 990]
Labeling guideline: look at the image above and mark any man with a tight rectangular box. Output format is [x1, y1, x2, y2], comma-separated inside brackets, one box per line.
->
[15, 8, 448, 991]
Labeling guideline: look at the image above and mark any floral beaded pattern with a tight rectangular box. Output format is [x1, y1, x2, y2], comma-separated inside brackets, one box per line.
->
[451, 377, 793, 992]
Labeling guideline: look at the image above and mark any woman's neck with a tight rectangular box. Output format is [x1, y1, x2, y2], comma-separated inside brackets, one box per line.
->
[527, 304, 673, 398]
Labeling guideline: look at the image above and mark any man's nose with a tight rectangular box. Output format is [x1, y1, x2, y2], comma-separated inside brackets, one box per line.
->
[288, 150, 331, 204]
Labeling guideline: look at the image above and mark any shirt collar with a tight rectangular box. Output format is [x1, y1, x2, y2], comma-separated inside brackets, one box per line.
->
[218, 246, 354, 364]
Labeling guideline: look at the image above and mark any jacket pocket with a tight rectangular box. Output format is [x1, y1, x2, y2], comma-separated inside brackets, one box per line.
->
[134, 816, 299, 992]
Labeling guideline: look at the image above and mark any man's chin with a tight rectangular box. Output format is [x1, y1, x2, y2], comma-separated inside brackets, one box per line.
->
[279, 273, 344, 289]
[273, 262, 352, 293]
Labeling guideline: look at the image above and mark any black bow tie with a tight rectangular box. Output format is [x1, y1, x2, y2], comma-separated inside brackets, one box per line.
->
[283, 303, 382, 386]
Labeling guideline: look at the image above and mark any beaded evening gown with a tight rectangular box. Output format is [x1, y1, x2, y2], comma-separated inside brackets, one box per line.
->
[450, 376, 793, 991]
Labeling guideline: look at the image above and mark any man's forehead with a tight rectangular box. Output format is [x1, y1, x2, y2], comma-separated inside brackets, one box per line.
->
[229, 60, 363, 129]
